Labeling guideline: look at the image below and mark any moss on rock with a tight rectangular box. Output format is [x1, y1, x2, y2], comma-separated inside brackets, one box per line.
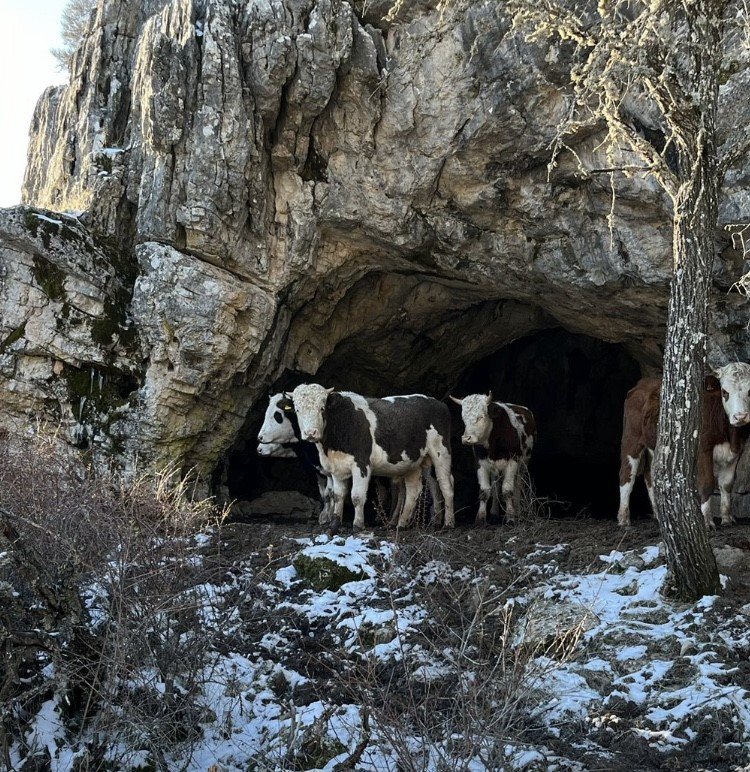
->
[293, 553, 367, 591]
[0, 320, 27, 353]
[32, 255, 66, 301]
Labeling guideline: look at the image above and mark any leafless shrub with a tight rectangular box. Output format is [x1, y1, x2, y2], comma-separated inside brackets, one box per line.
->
[321, 538, 585, 769]
[0, 430, 229, 769]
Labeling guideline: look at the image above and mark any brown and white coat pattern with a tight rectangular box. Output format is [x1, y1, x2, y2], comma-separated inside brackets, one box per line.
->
[618, 363, 750, 529]
[452, 393, 536, 524]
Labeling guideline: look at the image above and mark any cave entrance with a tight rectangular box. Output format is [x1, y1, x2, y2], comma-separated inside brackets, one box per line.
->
[453, 329, 645, 520]
[220, 323, 647, 525]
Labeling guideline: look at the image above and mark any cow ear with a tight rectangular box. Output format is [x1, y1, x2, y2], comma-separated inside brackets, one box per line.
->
[705, 374, 720, 392]
[449, 395, 463, 406]
[486, 391, 493, 405]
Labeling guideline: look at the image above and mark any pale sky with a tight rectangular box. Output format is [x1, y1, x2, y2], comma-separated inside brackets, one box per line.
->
[0, 0, 68, 207]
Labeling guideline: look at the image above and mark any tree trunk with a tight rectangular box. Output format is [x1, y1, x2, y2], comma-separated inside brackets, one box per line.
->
[651, 0, 723, 601]
[653, 208, 721, 600]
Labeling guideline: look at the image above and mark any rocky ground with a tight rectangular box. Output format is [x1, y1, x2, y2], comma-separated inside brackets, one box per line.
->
[14, 510, 750, 771]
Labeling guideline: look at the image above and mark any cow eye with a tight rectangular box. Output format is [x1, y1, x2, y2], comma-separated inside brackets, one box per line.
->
[274, 411, 283, 424]
[722, 389, 729, 400]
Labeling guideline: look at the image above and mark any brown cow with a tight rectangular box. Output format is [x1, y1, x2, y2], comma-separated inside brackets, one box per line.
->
[618, 363, 750, 529]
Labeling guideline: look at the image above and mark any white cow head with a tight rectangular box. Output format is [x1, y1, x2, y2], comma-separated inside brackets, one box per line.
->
[714, 363, 750, 427]
[257, 393, 298, 445]
[257, 442, 297, 458]
[291, 384, 334, 442]
[450, 392, 494, 445]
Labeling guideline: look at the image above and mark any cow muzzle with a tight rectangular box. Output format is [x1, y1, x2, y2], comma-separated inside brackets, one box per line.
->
[303, 429, 321, 442]
[461, 434, 475, 445]
[731, 413, 750, 427]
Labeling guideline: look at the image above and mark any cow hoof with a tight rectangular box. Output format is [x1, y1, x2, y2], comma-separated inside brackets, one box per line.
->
[326, 521, 340, 536]
[721, 517, 736, 527]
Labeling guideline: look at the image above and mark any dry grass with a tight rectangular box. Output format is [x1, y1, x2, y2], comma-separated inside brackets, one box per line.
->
[312, 535, 587, 770]
[0, 430, 229, 769]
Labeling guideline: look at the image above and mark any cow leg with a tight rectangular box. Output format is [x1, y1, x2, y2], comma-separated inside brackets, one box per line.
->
[329, 476, 349, 532]
[391, 478, 406, 526]
[425, 470, 444, 528]
[350, 468, 371, 530]
[698, 450, 716, 530]
[718, 460, 738, 526]
[489, 470, 501, 518]
[617, 449, 643, 527]
[502, 459, 519, 524]
[317, 474, 332, 525]
[432, 454, 455, 529]
[396, 469, 423, 529]
[476, 462, 492, 525]
[643, 450, 656, 518]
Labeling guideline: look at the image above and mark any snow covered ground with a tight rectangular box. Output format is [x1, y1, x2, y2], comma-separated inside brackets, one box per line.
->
[11, 528, 750, 771]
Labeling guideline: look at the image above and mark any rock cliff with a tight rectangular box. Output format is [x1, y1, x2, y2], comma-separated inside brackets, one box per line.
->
[3, 0, 750, 499]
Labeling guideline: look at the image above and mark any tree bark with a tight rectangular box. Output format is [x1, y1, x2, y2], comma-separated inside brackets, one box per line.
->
[653, 207, 721, 600]
[652, 1, 724, 601]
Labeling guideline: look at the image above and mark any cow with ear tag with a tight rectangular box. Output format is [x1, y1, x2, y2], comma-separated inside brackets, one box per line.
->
[617, 362, 750, 529]
[291, 384, 455, 531]
[451, 392, 536, 525]
[257, 393, 334, 523]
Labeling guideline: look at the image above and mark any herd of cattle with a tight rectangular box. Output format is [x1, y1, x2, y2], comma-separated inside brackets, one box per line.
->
[256, 362, 750, 530]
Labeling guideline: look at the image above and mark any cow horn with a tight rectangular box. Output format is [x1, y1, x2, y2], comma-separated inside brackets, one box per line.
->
[449, 395, 463, 405]
[486, 391, 493, 404]
[326, 386, 335, 394]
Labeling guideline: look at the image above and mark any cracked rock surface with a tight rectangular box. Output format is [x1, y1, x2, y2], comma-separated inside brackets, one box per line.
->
[2, 0, 750, 488]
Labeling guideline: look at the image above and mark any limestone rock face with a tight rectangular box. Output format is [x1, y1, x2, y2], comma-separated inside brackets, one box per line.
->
[0, 208, 138, 451]
[4, 0, 750, 489]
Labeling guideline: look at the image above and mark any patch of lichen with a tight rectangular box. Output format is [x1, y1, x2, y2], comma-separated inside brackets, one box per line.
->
[32, 255, 67, 301]
[293, 554, 366, 591]
[0, 320, 27, 353]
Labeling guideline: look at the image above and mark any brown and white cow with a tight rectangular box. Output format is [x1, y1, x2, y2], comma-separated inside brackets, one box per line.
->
[618, 363, 750, 529]
[451, 392, 536, 524]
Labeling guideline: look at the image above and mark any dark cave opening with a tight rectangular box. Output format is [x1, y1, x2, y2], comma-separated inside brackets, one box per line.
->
[221, 327, 649, 525]
[452, 329, 646, 520]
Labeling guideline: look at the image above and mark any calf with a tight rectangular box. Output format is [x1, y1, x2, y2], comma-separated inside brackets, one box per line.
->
[290, 386, 455, 530]
[617, 363, 750, 528]
[451, 392, 536, 524]
[257, 393, 331, 523]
